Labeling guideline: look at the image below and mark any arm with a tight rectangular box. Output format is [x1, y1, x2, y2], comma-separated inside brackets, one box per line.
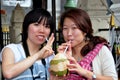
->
[2, 33, 55, 79]
[67, 56, 115, 80]
[92, 46, 118, 80]
[67, 46, 118, 80]
[2, 48, 39, 79]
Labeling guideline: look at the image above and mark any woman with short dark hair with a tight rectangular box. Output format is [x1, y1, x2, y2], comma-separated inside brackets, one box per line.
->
[0, 8, 55, 80]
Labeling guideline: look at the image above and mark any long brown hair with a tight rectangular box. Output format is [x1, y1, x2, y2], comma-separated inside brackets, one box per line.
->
[60, 8, 108, 56]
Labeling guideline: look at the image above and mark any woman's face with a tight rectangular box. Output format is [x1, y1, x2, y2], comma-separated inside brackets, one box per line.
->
[62, 18, 86, 47]
[27, 20, 50, 45]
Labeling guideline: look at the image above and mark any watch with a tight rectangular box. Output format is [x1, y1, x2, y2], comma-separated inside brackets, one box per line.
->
[92, 73, 96, 80]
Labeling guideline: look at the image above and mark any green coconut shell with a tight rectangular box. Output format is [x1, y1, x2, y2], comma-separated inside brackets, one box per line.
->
[50, 53, 69, 77]
[50, 59, 68, 65]
[51, 69, 68, 77]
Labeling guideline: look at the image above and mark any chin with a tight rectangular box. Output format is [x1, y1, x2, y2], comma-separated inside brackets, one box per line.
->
[37, 41, 44, 45]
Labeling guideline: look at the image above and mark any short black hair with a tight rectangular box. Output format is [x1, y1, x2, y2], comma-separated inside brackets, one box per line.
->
[22, 8, 54, 42]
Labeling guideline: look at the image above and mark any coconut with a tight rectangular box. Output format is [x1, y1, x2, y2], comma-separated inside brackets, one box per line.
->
[50, 53, 69, 77]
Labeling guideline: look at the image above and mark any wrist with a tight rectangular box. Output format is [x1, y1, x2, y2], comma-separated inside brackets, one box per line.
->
[83, 70, 96, 80]
[92, 73, 96, 80]
[34, 52, 42, 60]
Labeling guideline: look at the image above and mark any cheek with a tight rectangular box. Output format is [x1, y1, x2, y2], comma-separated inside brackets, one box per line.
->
[27, 28, 35, 38]
[74, 30, 85, 39]
[45, 29, 51, 36]
[62, 32, 67, 40]
[28, 26, 36, 34]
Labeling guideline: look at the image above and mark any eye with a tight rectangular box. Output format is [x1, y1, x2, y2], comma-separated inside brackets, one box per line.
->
[63, 26, 68, 30]
[33, 23, 39, 26]
[72, 26, 78, 30]
[71, 24, 78, 29]
[63, 27, 67, 30]
[45, 25, 50, 28]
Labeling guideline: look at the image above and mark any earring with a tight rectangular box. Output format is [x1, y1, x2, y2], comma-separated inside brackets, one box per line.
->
[85, 37, 89, 42]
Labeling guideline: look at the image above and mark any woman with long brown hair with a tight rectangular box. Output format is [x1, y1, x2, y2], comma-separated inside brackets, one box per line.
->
[58, 8, 118, 80]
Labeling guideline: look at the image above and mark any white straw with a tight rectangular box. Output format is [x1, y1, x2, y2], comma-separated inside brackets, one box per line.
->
[45, 38, 48, 42]
[63, 46, 69, 54]
[63, 40, 71, 54]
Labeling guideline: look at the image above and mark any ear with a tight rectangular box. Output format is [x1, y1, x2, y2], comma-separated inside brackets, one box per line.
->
[83, 32, 87, 36]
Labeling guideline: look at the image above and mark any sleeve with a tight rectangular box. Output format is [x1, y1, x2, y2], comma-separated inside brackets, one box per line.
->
[0, 45, 11, 61]
[98, 46, 118, 80]
[47, 53, 54, 63]
[0, 44, 23, 62]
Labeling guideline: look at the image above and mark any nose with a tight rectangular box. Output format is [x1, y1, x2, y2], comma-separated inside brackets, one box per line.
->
[39, 24, 45, 32]
[68, 29, 72, 36]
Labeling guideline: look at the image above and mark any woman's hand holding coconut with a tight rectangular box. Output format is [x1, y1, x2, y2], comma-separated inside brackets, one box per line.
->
[61, 43, 89, 78]
[66, 56, 88, 77]
[60, 42, 88, 78]
[50, 41, 88, 80]
[49, 41, 71, 80]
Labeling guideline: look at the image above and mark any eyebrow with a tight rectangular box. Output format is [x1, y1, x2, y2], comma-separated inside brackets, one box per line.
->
[63, 24, 76, 27]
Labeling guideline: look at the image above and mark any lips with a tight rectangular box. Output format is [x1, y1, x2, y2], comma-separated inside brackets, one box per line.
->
[68, 40, 73, 43]
[37, 35, 45, 40]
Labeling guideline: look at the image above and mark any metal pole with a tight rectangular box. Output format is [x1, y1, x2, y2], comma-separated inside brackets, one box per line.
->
[52, 0, 57, 54]
[0, 0, 3, 50]
[42, 0, 47, 9]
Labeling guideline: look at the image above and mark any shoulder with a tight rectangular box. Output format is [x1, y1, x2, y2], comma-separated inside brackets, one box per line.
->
[98, 45, 112, 57]
[0, 43, 24, 61]
[1, 43, 16, 53]
[100, 45, 110, 51]
[2, 43, 21, 49]
[94, 45, 115, 65]
[93, 45, 118, 79]
[1, 43, 22, 53]
[93, 45, 114, 66]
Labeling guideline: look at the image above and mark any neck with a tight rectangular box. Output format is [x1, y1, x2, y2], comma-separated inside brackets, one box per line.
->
[72, 40, 88, 61]
[72, 40, 86, 54]
[26, 39, 41, 55]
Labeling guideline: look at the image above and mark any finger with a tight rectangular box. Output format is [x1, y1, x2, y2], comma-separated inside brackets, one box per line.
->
[61, 43, 68, 47]
[57, 43, 69, 52]
[49, 50, 54, 55]
[61, 42, 71, 54]
[47, 33, 55, 46]
[44, 47, 54, 55]
[57, 45, 66, 53]
[67, 63, 76, 68]
[49, 33, 55, 46]
[43, 50, 52, 58]
[68, 68, 77, 72]
[67, 56, 77, 64]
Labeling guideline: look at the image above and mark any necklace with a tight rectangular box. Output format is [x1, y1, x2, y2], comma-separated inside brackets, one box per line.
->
[72, 55, 81, 62]
[77, 57, 81, 61]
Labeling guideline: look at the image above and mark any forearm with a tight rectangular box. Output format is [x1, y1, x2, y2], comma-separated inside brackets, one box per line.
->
[2, 53, 40, 79]
[83, 70, 113, 80]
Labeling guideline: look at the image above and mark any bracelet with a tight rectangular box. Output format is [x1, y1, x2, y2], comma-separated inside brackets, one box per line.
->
[92, 73, 96, 80]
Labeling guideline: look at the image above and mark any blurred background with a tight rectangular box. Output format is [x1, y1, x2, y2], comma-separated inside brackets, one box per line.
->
[0, 0, 120, 79]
